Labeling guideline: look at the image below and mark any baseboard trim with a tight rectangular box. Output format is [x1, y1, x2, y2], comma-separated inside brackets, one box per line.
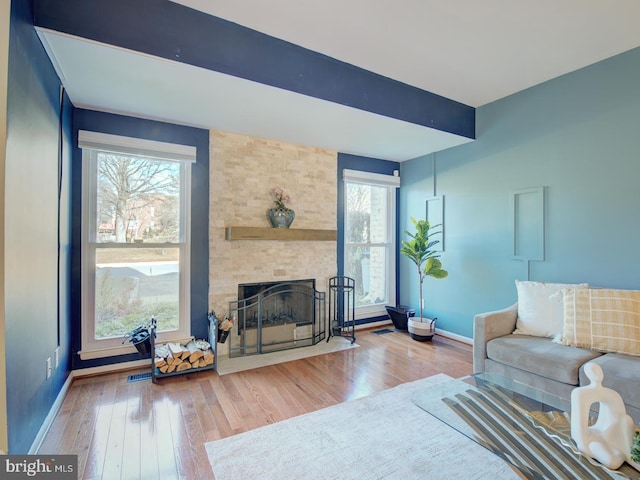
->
[435, 328, 472, 345]
[356, 319, 392, 331]
[29, 373, 73, 454]
[358, 320, 472, 345]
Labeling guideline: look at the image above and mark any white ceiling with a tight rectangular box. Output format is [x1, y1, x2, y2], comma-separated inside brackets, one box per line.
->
[38, 1, 640, 161]
[172, 0, 640, 107]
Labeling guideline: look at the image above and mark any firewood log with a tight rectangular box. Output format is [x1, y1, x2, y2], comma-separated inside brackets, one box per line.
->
[176, 362, 191, 372]
[155, 344, 170, 358]
[186, 340, 204, 363]
[202, 349, 214, 365]
[167, 342, 185, 357]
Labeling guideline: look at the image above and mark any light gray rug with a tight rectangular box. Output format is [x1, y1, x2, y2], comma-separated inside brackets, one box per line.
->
[205, 374, 521, 479]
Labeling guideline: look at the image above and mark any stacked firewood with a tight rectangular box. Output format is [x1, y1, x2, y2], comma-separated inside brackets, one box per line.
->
[154, 339, 214, 373]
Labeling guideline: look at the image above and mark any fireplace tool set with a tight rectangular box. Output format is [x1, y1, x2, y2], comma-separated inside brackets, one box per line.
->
[327, 276, 356, 345]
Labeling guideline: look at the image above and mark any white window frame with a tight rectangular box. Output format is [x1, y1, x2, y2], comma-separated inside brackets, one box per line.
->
[78, 131, 195, 359]
[343, 169, 399, 320]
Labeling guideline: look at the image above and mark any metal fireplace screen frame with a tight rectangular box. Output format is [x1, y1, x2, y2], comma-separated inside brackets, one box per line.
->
[228, 281, 326, 357]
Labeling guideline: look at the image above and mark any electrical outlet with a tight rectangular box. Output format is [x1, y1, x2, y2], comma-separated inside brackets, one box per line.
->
[46, 358, 52, 380]
[54, 347, 60, 369]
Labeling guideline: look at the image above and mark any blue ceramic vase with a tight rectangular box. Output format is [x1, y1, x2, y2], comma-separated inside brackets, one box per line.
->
[268, 208, 295, 228]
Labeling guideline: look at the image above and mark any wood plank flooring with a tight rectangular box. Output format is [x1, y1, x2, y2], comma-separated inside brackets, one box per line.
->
[38, 328, 473, 480]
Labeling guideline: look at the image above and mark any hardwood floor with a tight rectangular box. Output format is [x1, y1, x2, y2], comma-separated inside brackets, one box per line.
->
[38, 327, 472, 480]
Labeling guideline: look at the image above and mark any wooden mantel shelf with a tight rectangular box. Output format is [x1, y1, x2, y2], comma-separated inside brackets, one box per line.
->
[225, 226, 337, 241]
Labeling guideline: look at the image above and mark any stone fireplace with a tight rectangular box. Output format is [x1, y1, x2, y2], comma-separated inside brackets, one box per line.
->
[227, 279, 325, 357]
[237, 279, 316, 329]
[208, 129, 338, 356]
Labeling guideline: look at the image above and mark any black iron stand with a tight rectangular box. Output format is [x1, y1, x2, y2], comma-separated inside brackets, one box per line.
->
[150, 313, 217, 383]
[327, 276, 356, 345]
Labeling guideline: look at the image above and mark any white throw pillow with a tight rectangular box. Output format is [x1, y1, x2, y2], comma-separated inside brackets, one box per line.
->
[513, 280, 588, 338]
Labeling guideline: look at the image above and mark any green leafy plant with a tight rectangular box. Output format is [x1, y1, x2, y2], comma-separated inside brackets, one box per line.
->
[632, 431, 640, 463]
[401, 217, 448, 322]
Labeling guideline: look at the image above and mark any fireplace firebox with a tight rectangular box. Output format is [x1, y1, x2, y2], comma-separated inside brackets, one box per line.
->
[228, 279, 326, 357]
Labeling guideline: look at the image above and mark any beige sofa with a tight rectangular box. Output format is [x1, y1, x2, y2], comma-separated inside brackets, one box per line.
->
[473, 302, 640, 423]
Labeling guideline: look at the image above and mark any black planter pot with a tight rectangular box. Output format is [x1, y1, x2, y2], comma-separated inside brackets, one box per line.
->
[385, 305, 416, 331]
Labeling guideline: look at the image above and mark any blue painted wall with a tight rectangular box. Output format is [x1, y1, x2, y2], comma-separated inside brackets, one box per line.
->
[400, 47, 640, 339]
[4, 0, 211, 448]
[71, 110, 210, 369]
[5, 0, 73, 453]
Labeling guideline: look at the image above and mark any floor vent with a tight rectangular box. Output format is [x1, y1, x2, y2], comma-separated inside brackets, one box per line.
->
[372, 328, 394, 335]
[127, 372, 152, 383]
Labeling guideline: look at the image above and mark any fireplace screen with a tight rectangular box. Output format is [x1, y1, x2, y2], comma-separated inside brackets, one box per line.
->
[228, 279, 326, 357]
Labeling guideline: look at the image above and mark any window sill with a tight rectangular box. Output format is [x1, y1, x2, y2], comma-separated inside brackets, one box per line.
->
[79, 344, 139, 360]
[79, 334, 194, 360]
[355, 305, 388, 321]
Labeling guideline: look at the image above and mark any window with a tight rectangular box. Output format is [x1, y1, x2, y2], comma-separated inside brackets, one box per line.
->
[343, 169, 399, 319]
[79, 131, 195, 359]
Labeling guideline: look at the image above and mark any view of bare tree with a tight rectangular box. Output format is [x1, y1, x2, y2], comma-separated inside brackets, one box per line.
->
[346, 184, 370, 243]
[97, 153, 179, 243]
[346, 184, 370, 296]
[92, 153, 183, 338]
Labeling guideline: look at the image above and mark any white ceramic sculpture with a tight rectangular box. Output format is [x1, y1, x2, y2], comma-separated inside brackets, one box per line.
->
[570, 363, 635, 469]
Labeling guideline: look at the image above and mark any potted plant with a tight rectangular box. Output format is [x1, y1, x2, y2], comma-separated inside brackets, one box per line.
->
[401, 217, 448, 341]
[267, 187, 295, 228]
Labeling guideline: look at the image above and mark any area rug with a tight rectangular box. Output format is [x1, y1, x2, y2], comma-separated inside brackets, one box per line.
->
[205, 374, 521, 479]
[216, 336, 358, 375]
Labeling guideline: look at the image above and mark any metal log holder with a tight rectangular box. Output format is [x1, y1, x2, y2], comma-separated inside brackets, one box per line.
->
[327, 276, 355, 344]
[150, 313, 217, 383]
